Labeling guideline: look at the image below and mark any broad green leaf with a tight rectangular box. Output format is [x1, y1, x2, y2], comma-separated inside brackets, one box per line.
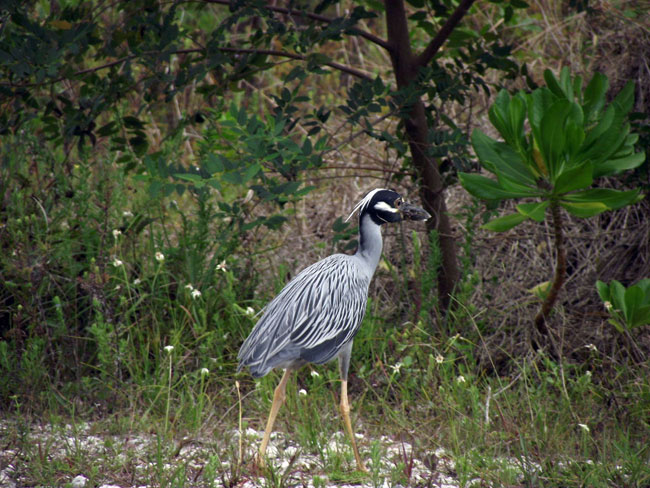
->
[611, 280, 626, 316]
[623, 286, 644, 324]
[596, 280, 610, 303]
[637, 279, 650, 300]
[579, 105, 614, 157]
[471, 130, 536, 185]
[553, 162, 593, 194]
[560, 200, 608, 218]
[583, 72, 608, 121]
[497, 173, 540, 196]
[563, 188, 642, 210]
[629, 305, 650, 328]
[516, 201, 549, 221]
[527, 88, 557, 138]
[559, 66, 574, 101]
[459, 172, 536, 200]
[594, 151, 645, 177]
[482, 212, 528, 232]
[488, 90, 527, 151]
[544, 69, 565, 99]
[612, 81, 635, 117]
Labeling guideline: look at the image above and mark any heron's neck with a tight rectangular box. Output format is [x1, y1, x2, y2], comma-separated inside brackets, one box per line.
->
[355, 213, 383, 275]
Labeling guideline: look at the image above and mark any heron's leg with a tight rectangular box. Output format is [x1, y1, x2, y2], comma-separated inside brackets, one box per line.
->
[340, 379, 367, 472]
[337, 341, 366, 472]
[258, 368, 292, 467]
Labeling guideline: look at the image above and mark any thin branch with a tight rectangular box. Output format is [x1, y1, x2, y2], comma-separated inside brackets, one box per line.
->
[199, 0, 391, 51]
[0, 45, 373, 89]
[217, 47, 373, 80]
[413, 0, 478, 69]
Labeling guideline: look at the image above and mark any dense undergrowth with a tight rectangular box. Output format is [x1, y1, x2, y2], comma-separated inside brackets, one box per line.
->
[1, 0, 649, 487]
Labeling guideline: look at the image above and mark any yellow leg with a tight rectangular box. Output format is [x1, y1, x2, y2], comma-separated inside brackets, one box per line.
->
[257, 369, 292, 468]
[340, 379, 367, 472]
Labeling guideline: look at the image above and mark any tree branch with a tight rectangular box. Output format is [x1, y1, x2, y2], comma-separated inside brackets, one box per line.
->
[217, 47, 373, 80]
[0, 45, 373, 89]
[413, 0, 478, 69]
[200, 0, 391, 51]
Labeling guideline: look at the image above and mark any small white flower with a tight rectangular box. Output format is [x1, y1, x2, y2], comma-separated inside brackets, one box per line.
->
[185, 284, 194, 291]
[390, 362, 403, 374]
[435, 354, 444, 364]
[155, 251, 165, 263]
[243, 189, 254, 204]
[191, 289, 202, 299]
[123, 210, 134, 217]
[245, 306, 255, 316]
[112, 258, 123, 267]
[114, 284, 121, 291]
[456, 375, 466, 384]
[200, 368, 209, 376]
[604, 301, 613, 311]
[585, 370, 592, 378]
[112, 229, 122, 239]
[164, 345, 174, 353]
[585, 343, 598, 352]
[578, 423, 590, 433]
[216, 260, 227, 272]
[133, 278, 142, 285]
[298, 389, 307, 396]
[310, 370, 320, 378]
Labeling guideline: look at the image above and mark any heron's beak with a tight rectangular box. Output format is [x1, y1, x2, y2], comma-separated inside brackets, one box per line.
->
[400, 202, 431, 221]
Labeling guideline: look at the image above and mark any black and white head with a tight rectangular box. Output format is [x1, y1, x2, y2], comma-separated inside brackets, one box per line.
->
[346, 188, 431, 225]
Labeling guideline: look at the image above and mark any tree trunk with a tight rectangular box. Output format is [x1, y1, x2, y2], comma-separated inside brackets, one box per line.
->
[384, 0, 460, 310]
[534, 200, 566, 335]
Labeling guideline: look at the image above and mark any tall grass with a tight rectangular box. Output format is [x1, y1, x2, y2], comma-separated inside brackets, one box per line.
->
[2, 122, 649, 487]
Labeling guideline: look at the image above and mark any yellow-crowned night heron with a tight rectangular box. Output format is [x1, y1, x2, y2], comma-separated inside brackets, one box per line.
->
[237, 188, 430, 471]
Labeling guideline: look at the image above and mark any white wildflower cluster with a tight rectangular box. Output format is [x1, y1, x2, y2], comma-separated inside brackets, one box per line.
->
[185, 284, 201, 299]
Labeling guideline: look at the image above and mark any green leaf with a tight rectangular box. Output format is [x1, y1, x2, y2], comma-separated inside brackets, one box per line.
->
[595, 151, 646, 177]
[553, 162, 593, 194]
[563, 188, 642, 210]
[459, 172, 536, 200]
[516, 201, 549, 221]
[559, 200, 608, 218]
[544, 69, 564, 98]
[482, 213, 528, 232]
[611, 280, 626, 314]
[596, 280, 610, 303]
[174, 173, 203, 183]
[488, 90, 527, 151]
[583, 72, 608, 121]
[612, 80, 635, 117]
[471, 129, 536, 185]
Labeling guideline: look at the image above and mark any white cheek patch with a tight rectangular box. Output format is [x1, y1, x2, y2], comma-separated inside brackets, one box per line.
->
[374, 201, 399, 213]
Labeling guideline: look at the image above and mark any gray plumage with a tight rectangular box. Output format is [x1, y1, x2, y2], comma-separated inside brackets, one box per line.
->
[237, 188, 430, 380]
[238, 253, 372, 378]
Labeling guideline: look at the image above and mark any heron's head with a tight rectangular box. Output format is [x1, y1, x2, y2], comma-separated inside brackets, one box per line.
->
[346, 189, 431, 225]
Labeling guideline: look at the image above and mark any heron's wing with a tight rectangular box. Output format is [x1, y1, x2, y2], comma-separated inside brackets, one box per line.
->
[237, 255, 370, 375]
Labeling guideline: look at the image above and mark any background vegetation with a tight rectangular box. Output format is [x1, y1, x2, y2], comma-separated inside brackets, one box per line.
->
[1, 0, 648, 486]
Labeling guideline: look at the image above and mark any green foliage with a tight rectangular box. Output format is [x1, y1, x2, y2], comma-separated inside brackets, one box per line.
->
[596, 279, 650, 332]
[460, 67, 645, 231]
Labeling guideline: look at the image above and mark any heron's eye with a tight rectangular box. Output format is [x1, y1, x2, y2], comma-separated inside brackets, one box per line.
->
[394, 198, 402, 208]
